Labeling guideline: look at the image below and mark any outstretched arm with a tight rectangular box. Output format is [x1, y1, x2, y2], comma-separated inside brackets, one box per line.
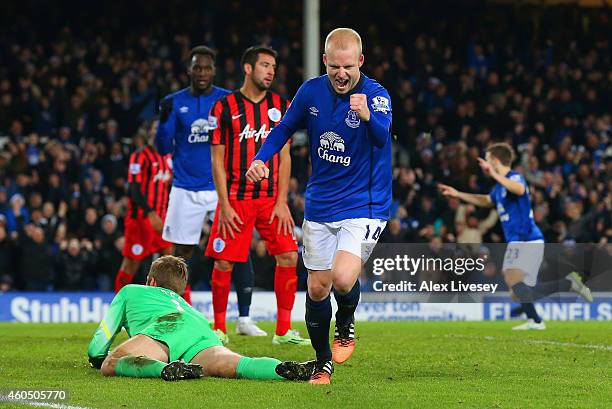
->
[248, 85, 307, 182]
[87, 290, 127, 369]
[478, 158, 526, 196]
[438, 184, 494, 208]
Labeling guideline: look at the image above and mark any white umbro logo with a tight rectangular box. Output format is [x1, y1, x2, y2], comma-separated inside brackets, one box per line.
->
[232, 114, 243, 120]
[179, 106, 189, 113]
[309, 107, 319, 116]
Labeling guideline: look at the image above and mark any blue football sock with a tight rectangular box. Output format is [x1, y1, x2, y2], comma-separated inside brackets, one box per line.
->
[510, 305, 524, 317]
[232, 259, 254, 317]
[333, 281, 360, 327]
[305, 293, 332, 362]
[521, 303, 542, 323]
[512, 282, 535, 302]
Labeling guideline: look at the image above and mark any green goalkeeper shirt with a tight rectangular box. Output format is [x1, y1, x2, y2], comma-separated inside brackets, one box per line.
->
[87, 284, 208, 368]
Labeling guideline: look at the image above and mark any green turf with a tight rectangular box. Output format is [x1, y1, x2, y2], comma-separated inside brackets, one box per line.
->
[0, 321, 610, 409]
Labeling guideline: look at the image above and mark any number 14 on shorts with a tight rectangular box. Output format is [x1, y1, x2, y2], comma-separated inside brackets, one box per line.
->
[364, 224, 382, 241]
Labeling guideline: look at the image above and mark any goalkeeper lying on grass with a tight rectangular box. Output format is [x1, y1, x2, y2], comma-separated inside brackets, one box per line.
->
[87, 255, 314, 381]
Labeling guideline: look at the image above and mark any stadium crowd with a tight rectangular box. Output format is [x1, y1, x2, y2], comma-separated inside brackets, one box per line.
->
[0, 1, 609, 291]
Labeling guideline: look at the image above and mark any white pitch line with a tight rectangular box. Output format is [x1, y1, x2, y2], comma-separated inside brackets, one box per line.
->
[524, 339, 612, 351]
[0, 398, 93, 409]
[445, 334, 612, 351]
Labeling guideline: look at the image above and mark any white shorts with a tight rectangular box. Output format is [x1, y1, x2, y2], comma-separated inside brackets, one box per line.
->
[162, 186, 218, 245]
[302, 218, 387, 271]
[502, 240, 544, 286]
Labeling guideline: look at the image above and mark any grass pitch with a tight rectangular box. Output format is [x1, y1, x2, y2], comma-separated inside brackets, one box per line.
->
[0, 321, 610, 409]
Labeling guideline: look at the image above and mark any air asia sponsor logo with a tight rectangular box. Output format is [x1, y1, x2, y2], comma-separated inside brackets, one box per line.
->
[188, 118, 216, 143]
[318, 132, 351, 167]
[153, 169, 171, 182]
[239, 124, 272, 143]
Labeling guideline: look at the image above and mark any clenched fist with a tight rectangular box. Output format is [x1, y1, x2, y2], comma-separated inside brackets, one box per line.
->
[246, 160, 270, 182]
[349, 93, 370, 121]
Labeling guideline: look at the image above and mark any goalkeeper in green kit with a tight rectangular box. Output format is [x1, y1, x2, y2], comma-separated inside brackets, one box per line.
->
[87, 255, 314, 381]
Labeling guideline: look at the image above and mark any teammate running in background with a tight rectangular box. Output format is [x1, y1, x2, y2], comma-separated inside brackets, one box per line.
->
[438, 142, 592, 330]
[89, 255, 314, 382]
[205, 46, 308, 346]
[114, 121, 173, 292]
[247, 29, 393, 384]
[154, 46, 258, 333]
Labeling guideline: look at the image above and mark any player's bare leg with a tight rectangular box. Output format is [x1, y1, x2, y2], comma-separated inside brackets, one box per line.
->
[271, 251, 309, 345]
[160, 246, 173, 256]
[114, 258, 141, 293]
[189, 345, 241, 378]
[306, 269, 334, 384]
[172, 244, 194, 303]
[330, 250, 361, 364]
[100, 334, 202, 381]
[504, 269, 545, 330]
[189, 346, 314, 381]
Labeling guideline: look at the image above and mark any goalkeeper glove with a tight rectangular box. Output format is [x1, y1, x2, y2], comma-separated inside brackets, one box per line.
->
[88, 355, 106, 369]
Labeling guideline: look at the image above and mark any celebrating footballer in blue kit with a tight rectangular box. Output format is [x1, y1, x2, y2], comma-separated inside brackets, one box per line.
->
[247, 28, 393, 384]
[438, 143, 592, 330]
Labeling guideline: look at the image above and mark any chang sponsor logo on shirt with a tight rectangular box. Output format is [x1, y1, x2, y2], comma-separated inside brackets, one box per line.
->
[188, 118, 215, 143]
[317, 131, 350, 167]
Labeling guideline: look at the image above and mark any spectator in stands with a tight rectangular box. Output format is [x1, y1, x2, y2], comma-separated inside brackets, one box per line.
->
[95, 214, 123, 291]
[55, 238, 97, 291]
[17, 225, 53, 291]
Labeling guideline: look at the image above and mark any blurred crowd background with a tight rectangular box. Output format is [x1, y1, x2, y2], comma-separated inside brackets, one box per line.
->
[0, 0, 609, 292]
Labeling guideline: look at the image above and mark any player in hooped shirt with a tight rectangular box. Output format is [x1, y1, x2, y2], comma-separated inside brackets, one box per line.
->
[439, 142, 592, 330]
[205, 46, 308, 346]
[115, 121, 173, 292]
[155, 47, 259, 331]
[247, 29, 393, 384]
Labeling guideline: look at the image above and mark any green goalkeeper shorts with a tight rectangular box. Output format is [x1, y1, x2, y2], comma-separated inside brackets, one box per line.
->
[139, 312, 222, 362]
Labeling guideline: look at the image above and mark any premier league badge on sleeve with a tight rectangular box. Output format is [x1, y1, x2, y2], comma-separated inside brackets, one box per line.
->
[371, 96, 390, 114]
[207, 115, 218, 130]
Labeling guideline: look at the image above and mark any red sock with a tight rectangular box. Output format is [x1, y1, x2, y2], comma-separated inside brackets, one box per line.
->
[211, 267, 232, 333]
[274, 265, 297, 336]
[114, 269, 134, 293]
[182, 284, 192, 305]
